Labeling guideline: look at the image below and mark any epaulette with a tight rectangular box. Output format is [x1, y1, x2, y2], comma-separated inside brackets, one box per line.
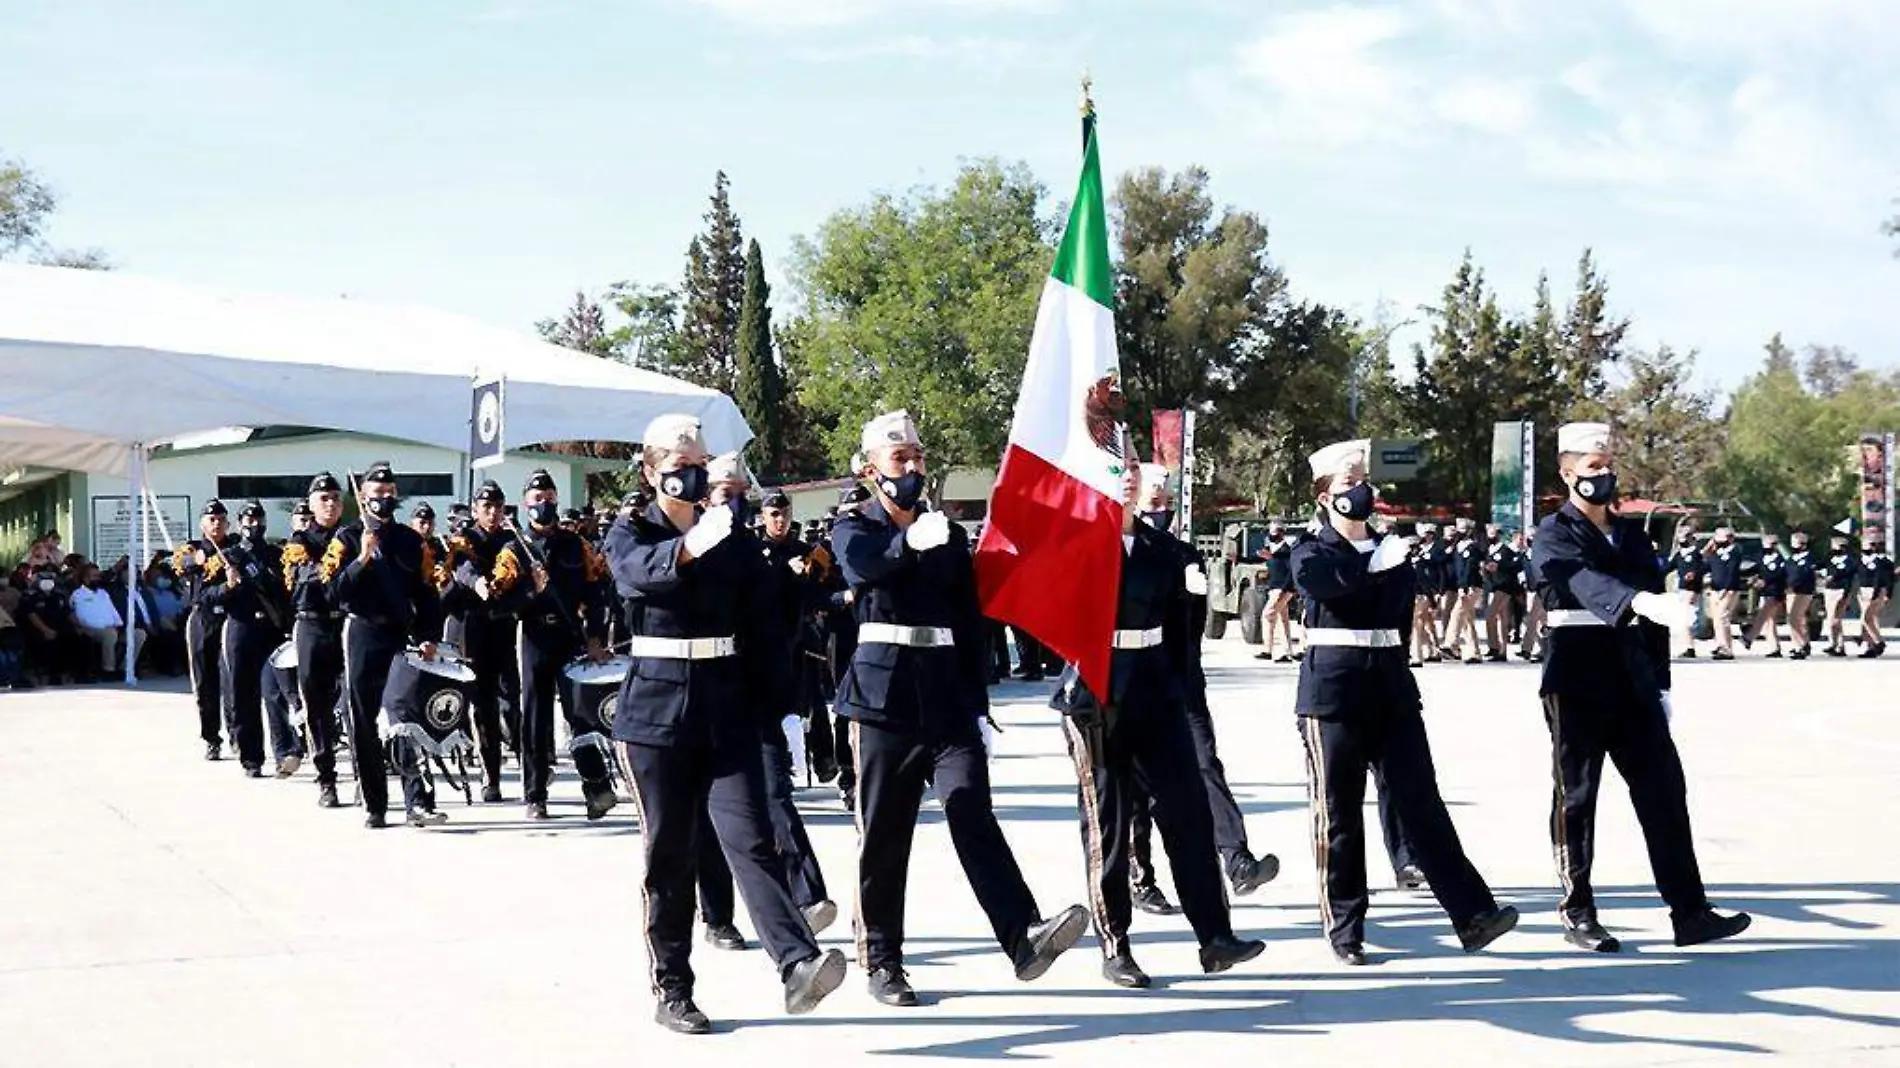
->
[319, 536, 348, 583]
[492, 545, 521, 595]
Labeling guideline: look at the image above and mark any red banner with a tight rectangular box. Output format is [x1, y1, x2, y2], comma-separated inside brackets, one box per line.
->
[1151, 409, 1184, 471]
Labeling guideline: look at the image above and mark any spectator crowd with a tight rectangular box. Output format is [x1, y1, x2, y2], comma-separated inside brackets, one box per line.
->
[0, 529, 187, 690]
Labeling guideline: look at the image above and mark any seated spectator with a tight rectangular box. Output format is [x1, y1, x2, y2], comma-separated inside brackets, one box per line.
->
[138, 558, 187, 677]
[18, 571, 82, 685]
[0, 599, 28, 689]
[0, 570, 21, 618]
[70, 564, 129, 680]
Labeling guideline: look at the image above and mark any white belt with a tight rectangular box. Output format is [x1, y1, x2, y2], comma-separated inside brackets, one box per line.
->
[858, 623, 955, 648]
[1112, 627, 1164, 650]
[626, 635, 737, 660]
[1544, 608, 1608, 628]
[1304, 627, 1402, 648]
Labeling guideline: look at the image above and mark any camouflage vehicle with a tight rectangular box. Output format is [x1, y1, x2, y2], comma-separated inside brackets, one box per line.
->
[1196, 517, 1303, 642]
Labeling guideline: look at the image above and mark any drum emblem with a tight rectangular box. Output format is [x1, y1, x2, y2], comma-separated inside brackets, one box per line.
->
[425, 689, 467, 732]
[598, 693, 619, 728]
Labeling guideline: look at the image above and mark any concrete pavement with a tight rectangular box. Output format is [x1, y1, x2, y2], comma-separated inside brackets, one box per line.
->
[0, 640, 1895, 1066]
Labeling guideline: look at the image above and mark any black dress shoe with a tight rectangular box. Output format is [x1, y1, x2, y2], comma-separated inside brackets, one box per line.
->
[655, 998, 712, 1035]
[242, 763, 263, 779]
[364, 811, 388, 829]
[584, 785, 618, 821]
[783, 949, 847, 1014]
[1102, 954, 1151, 988]
[524, 801, 550, 821]
[1563, 920, 1622, 953]
[812, 754, 840, 784]
[704, 923, 748, 951]
[1014, 905, 1089, 981]
[1765, 650, 1784, 659]
[1457, 905, 1520, 952]
[1333, 944, 1369, 966]
[406, 808, 447, 828]
[204, 743, 222, 761]
[868, 965, 920, 1007]
[317, 784, 341, 809]
[1199, 934, 1266, 974]
[481, 783, 503, 804]
[1131, 883, 1180, 916]
[1395, 865, 1428, 891]
[1228, 853, 1281, 896]
[1673, 908, 1751, 947]
[1712, 649, 1735, 661]
[839, 786, 856, 811]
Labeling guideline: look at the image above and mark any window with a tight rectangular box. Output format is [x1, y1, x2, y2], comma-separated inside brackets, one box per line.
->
[216, 474, 456, 500]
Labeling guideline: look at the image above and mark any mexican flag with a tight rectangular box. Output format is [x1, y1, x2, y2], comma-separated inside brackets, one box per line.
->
[975, 104, 1125, 698]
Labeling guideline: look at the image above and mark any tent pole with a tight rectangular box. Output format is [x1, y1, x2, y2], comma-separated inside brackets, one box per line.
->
[123, 444, 142, 687]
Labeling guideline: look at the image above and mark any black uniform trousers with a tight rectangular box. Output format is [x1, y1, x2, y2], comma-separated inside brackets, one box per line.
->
[1542, 688, 1708, 924]
[262, 658, 305, 763]
[185, 607, 224, 748]
[340, 616, 429, 817]
[1297, 705, 1496, 949]
[218, 615, 277, 767]
[462, 615, 517, 787]
[697, 732, 829, 926]
[1374, 772, 1419, 875]
[294, 619, 345, 787]
[1128, 695, 1254, 888]
[618, 737, 821, 1000]
[516, 623, 611, 805]
[850, 719, 1040, 971]
[1062, 704, 1233, 959]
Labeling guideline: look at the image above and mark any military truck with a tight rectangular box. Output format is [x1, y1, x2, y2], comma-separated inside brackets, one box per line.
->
[1197, 517, 1303, 643]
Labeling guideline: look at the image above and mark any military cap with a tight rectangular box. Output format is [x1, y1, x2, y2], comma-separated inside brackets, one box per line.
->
[1557, 422, 1613, 457]
[761, 490, 791, 510]
[523, 469, 557, 494]
[1137, 463, 1168, 496]
[411, 502, 436, 520]
[707, 452, 751, 487]
[308, 472, 342, 495]
[1308, 439, 1370, 478]
[561, 507, 582, 523]
[860, 410, 921, 455]
[292, 501, 315, 518]
[641, 414, 703, 452]
[202, 499, 228, 517]
[362, 462, 396, 486]
[448, 502, 472, 517]
[473, 480, 506, 505]
[239, 500, 266, 520]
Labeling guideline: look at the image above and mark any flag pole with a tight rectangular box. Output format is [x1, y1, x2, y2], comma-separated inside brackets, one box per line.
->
[1080, 71, 1094, 149]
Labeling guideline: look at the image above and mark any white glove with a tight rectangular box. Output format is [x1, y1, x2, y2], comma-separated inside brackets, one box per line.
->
[1369, 536, 1413, 574]
[1659, 691, 1673, 724]
[453, 561, 481, 589]
[1184, 564, 1208, 596]
[684, 505, 734, 557]
[905, 511, 952, 552]
[1631, 591, 1690, 630]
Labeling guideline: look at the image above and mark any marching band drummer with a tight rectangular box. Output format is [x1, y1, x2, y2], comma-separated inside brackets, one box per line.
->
[439, 480, 520, 803]
[605, 415, 847, 1036]
[173, 499, 236, 762]
[491, 469, 617, 822]
[281, 474, 350, 810]
[1531, 422, 1751, 953]
[1291, 439, 1519, 966]
[219, 500, 287, 779]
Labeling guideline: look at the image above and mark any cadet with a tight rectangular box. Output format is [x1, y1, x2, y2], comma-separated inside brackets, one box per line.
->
[1667, 526, 1706, 658]
[1445, 520, 1484, 663]
[1054, 462, 1267, 988]
[1704, 526, 1745, 660]
[173, 500, 235, 761]
[1410, 522, 1445, 666]
[1292, 439, 1518, 966]
[493, 469, 616, 820]
[1482, 524, 1520, 661]
[1518, 530, 1546, 662]
[439, 480, 519, 801]
[410, 502, 447, 562]
[1821, 533, 1859, 656]
[1261, 521, 1300, 662]
[219, 501, 287, 778]
[604, 414, 847, 1035]
[1858, 539, 1892, 657]
[834, 410, 1088, 1007]
[280, 474, 349, 808]
[1747, 532, 1789, 657]
[1786, 531, 1817, 659]
[1531, 423, 1750, 952]
[322, 463, 448, 829]
[758, 489, 841, 784]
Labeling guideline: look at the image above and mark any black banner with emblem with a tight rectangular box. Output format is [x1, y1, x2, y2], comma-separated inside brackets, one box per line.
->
[470, 377, 505, 470]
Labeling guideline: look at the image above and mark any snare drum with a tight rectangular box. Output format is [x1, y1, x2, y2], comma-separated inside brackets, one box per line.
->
[565, 654, 630, 734]
[381, 650, 477, 758]
[268, 641, 299, 671]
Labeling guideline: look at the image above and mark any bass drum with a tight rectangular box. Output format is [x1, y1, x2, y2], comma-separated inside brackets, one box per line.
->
[381, 651, 476, 756]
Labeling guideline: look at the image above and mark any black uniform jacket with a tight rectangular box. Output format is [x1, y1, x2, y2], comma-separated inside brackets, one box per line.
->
[1787, 548, 1817, 595]
[1756, 549, 1788, 597]
[1290, 522, 1419, 720]
[1531, 502, 1672, 699]
[493, 525, 609, 643]
[323, 520, 444, 642]
[171, 535, 238, 614]
[1050, 523, 1195, 720]
[439, 525, 514, 624]
[281, 524, 343, 616]
[218, 533, 286, 627]
[830, 501, 988, 738]
[603, 504, 786, 748]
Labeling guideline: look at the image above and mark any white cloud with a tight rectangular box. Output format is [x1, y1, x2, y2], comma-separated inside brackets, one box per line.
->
[687, 0, 1061, 30]
[1229, 6, 1414, 146]
[1432, 78, 1535, 135]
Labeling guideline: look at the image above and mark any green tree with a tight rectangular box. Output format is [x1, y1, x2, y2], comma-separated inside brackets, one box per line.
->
[1, 153, 111, 268]
[1605, 345, 1722, 500]
[734, 238, 786, 476]
[782, 159, 1053, 476]
[1556, 248, 1628, 415]
[603, 282, 685, 371]
[1209, 301, 1360, 516]
[677, 172, 747, 392]
[1408, 252, 1521, 507]
[535, 290, 614, 357]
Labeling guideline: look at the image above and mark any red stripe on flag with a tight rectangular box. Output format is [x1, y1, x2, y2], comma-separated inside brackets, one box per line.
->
[975, 444, 1123, 698]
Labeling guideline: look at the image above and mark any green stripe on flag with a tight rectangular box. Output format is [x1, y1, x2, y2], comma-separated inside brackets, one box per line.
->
[1049, 122, 1114, 309]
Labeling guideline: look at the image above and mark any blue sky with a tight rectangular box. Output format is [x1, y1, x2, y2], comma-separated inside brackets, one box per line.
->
[4, 0, 1896, 393]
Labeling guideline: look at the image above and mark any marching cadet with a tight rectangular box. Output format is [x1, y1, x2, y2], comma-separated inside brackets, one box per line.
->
[281, 474, 349, 808]
[1292, 439, 1519, 966]
[1747, 532, 1789, 657]
[1703, 526, 1745, 660]
[1054, 462, 1269, 988]
[1443, 519, 1484, 663]
[605, 414, 848, 1035]
[1667, 526, 1706, 658]
[410, 502, 451, 568]
[493, 469, 617, 821]
[1409, 522, 1445, 666]
[1821, 532, 1859, 656]
[818, 489, 863, 811]
[219, 501, 286, 778]
[1786, 531, 1817, 659]
[173, 500, 235, 761]
[1517, 530, 1546, 662]
[1531, 423, 1751, 952]
[1260, 521, 1300, 662]
[322, 463, 448, 829]
[757, 487, 842, 785]
[440, 480, 520, 801]
[1857, 539, 1892, 657]
[1481, 524, 1518, 661]
[834, 410, 1089, 1007]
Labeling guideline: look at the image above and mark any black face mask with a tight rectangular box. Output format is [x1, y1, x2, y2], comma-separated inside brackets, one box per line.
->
[726, 496, 751, 525]
[1573, 470, 1618, 505]
[243, 523, 266, 543]
[527, 501, 560, 528]
[878, 471, 927, 512]
[364, 496, 398, 523]
[1141, 510, 1172, 531]
[1329, 482, 1376, 522]
[659, 465, 710, 504]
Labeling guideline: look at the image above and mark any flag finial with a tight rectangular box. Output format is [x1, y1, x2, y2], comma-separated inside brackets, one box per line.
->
[1080, 71, 1094, 117]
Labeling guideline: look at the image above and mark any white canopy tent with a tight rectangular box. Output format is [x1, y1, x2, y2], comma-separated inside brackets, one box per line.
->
[0, 263, 754, 684]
